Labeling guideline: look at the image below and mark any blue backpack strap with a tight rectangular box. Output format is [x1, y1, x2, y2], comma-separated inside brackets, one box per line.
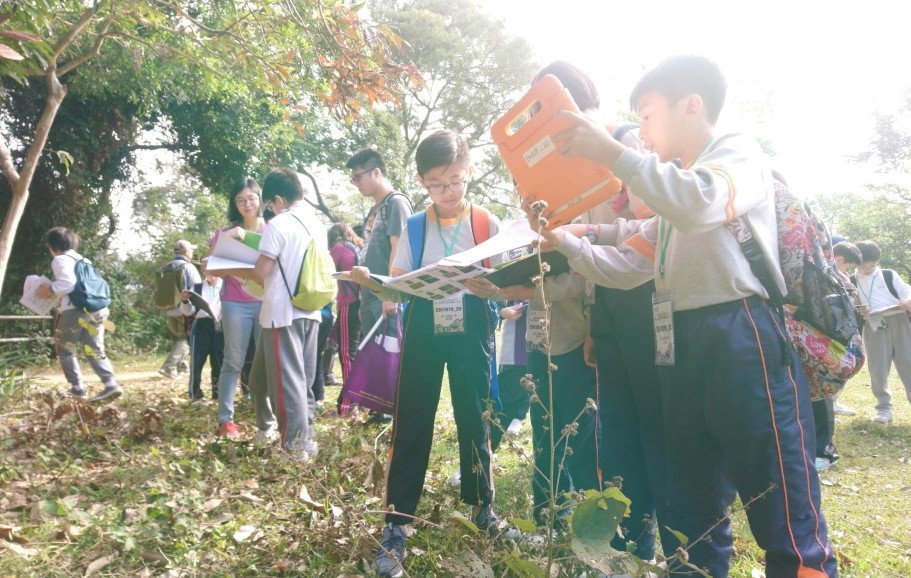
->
[406, 211, 427, 269]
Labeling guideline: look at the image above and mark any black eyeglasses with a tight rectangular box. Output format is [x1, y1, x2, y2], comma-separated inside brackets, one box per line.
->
[350, 168, 374, 184]
[425, 180, 468, 196]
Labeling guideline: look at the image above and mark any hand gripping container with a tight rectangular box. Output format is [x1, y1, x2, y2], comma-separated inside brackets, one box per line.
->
[491, 74, 622, 228]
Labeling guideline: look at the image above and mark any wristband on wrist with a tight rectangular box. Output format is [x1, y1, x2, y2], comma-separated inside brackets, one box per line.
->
[584, 224, 598, 243]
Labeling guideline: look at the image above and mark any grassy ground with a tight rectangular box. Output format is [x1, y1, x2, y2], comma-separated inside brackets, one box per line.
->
[0, 353, 909, 577]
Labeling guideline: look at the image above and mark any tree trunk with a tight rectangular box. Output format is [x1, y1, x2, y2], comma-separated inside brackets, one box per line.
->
[0, 71, 67, 301]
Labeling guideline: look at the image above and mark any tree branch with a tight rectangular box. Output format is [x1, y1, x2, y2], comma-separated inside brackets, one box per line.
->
[58, 18, 112, 76]
[0, 139, 19, 186]
[299, 167, 338, 222]
[125, 143, 186, 152]
[52, 4, 102, 61]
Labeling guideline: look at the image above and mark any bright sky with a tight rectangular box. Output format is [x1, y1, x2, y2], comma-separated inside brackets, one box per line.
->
[482, 0, 911, 196]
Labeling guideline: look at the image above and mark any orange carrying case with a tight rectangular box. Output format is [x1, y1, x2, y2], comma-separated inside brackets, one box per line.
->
[491, 74, 622, 228]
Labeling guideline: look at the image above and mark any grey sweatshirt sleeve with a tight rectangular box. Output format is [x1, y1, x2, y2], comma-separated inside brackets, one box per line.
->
[555, 217, 657, 291]
[612, 134, 772, 235]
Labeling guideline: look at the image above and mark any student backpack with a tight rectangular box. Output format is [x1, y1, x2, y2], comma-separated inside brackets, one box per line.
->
[154, 261, 189, 312]
[406, 204, 492, 269]
[66, 255, 112, 312]
[727, 171, 865, 400]
[277, 214, 336, 311]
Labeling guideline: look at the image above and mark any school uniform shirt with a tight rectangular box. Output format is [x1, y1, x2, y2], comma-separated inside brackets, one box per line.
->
[611, 133, 781, 312]
[258, 203, 325, 328]
[196, 278, 222, 321]
[50, 250, 84, 312]
[856, 267, 911, 316]
[528, 272, 588, 356]
[392, 206, 501, 272]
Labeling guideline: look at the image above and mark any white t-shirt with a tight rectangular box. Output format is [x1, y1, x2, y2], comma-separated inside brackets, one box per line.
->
[50, 250, 82, 311]
[856, 267, 911, 314]
[258, 203, 325, 328]
[393, 207, 501, 272]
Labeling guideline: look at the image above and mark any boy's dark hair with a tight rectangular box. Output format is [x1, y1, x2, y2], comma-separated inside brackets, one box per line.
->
[630, 55, 726, 124]
[46, 227, 79, 252]
[415, 130, 470, 176]
[228, 177, 262, 224]
[534, 60, 600, 112]
[856, 239, 882, 263]
[262, 168, 305, 202]
[346, 148, 387, 176]
[833, 241, 862, 265]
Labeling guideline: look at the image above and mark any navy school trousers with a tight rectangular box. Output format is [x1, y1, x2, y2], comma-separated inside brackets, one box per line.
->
[592, 281, 673, 560]
[384, 295, 495, 525]
[660, 296, 836, 578]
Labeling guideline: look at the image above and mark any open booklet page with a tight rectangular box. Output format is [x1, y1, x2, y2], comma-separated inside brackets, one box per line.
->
[205, 233, 260, 270]
[334, 219, 542, 301]
[20, 275, 57, 315]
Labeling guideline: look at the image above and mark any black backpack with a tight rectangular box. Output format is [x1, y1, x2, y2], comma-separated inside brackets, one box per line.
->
[66, 256, 112, 312]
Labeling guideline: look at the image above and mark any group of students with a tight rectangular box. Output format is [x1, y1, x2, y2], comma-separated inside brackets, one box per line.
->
[352, 55, 840, 578]
[38, 53, 911, 578]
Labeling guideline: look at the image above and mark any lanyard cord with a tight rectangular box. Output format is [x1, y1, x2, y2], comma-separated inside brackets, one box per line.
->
[434, 203, 468, 257]
[860, 272, 878, 306]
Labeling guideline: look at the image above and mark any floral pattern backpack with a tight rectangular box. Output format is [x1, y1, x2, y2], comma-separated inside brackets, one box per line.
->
[728, 171, 865, 400]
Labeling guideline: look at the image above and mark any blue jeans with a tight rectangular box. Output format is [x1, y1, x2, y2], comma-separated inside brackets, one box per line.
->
[217, 300, 262, 424]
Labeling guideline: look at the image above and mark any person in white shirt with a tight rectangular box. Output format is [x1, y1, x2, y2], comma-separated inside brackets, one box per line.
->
[36, 227, 122, 402]
[213, 168, 325, 460]
[853, 239, 911, 424]
[182, 275, 224, 403]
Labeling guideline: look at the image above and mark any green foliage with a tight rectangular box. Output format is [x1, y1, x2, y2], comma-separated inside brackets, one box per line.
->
[299, 0, 536, 218]
[816, 193, 911, 278]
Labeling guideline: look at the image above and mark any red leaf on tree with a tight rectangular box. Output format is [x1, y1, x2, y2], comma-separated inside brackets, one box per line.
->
[0, 43, 24, 60]
[1, 30, 42, 42]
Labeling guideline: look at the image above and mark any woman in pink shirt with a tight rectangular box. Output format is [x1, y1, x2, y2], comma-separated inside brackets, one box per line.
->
[328, 222, 363, 413]
[207, 178, 266, 439]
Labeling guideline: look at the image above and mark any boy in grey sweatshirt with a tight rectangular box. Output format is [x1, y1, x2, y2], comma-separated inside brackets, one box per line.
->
[537, 56, 835, 578]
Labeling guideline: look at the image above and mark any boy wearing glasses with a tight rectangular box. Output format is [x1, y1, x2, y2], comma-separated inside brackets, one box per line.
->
[346, 149, 413, 338]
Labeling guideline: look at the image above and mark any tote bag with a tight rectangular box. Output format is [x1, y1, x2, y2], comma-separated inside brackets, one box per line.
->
[341, 316, 401, 414]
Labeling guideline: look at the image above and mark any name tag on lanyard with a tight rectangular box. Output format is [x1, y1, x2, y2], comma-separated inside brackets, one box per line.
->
[526, 309, 548, 352]
[433, 292, 467, 335]
[652, 291, 675, 365]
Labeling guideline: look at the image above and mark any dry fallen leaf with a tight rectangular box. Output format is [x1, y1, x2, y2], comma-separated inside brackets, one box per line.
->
[203, 498, 223, 512]
[84, 553, 116, 576]
[233, 525, 258, 543]
[2, 541, 37, 560]
[298, 485, 326, 513]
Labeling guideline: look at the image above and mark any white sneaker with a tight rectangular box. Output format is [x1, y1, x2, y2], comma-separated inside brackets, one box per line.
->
[306, 439, 319, 459]
[449, 470, 461, 488]
[506, 418, 523, 436]
[833, 402, 857, 416]
[251, 427, 278, 447]
[873, 410, 893, 424]
[814, 457, 832, 472]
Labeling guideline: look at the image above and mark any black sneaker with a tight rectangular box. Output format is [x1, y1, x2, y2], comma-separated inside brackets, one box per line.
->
[472, 504, 502, 536]
[365, 411, 393, 425]
[68, 387, 88, 399]
[373, 523, 407, 577]
[89, 384, 123, 403]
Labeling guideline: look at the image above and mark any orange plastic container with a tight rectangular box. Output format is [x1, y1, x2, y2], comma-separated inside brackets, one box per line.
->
[491, 74, 622, 228]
